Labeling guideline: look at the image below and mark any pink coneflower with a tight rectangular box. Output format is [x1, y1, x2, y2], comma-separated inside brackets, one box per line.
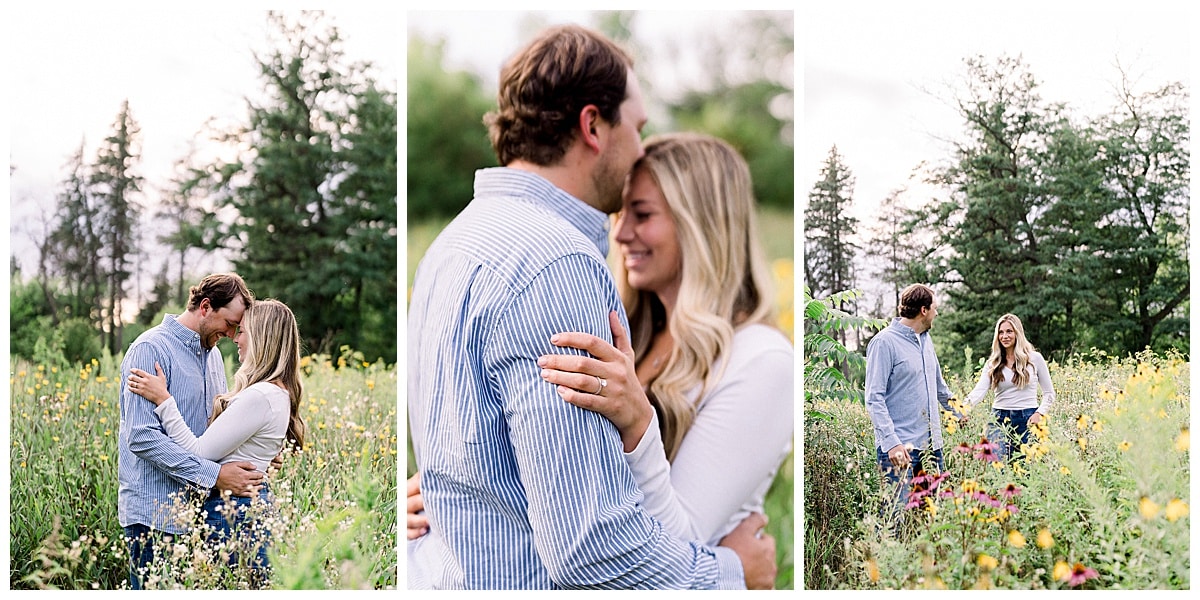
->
[1000, 483, 1022, 498]
[954, 442, 973, 454]
[1067, 563, 1099, 587]
[975, 492, 1002, 508]
[973, 439, 1000, 462]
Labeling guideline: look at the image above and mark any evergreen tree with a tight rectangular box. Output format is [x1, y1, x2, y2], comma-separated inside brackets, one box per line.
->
[91, 99, 144, 353]
[203, 11, 398, 362]
[47, 140, 105, 326]
[804, 145, 860, 301]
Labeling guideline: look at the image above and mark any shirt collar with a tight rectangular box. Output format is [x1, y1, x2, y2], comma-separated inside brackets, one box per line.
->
[474, 167, 611, 256]
[162, 313, 204, 351]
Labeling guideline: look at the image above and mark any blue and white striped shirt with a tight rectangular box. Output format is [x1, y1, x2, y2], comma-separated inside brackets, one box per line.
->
[407, 168, 745, 589]
[118, 314, 226, 533]
[864, 317, 957, 453]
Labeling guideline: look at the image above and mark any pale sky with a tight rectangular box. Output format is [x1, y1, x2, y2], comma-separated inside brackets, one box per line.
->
[5, 5, 399, 279]
[803, 0, 1193, 227]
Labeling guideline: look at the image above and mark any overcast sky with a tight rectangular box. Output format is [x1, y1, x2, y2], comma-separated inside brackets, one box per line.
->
[803, 0, 1193, 224]
[5, 6, 399, 279]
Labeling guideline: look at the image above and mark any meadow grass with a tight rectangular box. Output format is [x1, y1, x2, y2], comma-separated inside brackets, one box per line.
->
[406, 207, 796, 589]
[804, 349, 1190, 589]
[9, 349, 398, 590]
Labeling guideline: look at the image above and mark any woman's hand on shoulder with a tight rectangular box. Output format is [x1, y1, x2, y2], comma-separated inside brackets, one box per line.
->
[128, 363, 171, 406]
[539, 310, 654, 452]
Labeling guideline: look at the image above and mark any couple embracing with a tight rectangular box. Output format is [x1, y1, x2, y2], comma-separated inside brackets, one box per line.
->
[119, 273, 305, 589]
[407, 24, 794, 589]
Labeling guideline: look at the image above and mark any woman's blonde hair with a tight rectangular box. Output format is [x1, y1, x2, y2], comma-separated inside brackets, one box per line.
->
[211, 299, 306, 450]
[616, 132, 775, 462]
[984, 313, 1036, 390]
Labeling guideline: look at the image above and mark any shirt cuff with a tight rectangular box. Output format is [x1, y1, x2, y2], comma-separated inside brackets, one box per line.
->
[712, 546, 748, 590]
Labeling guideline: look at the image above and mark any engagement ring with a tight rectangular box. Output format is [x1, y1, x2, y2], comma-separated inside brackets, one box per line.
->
[594, 376, 607, 395]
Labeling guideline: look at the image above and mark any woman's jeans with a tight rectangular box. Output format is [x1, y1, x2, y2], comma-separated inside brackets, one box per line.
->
[989, 407, 1038, 461]
[204, 482, 273, 585]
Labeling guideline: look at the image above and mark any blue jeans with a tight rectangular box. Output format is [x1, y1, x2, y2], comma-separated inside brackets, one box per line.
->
[203, 483, 273, 587]
[876, 446, 944, 529]
[989, 407, 1038, 461]
[124, 524, 175, 590]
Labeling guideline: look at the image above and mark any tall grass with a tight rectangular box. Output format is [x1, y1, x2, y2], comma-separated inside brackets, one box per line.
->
[805, 349, 1189, 589]
[406, 207, 796, 589]
[9, 349, 398, 589]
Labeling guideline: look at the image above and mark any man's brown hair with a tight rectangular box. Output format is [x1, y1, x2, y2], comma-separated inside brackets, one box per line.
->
[187, 273, 254, 312]
[898, 283, 935, 319]
[484, 24, 633, 166]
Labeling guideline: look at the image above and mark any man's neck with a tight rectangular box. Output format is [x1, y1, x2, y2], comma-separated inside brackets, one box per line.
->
[899, 316, 927, 335]
[175, 310, 202, 334]
[506, 155, 602, 213]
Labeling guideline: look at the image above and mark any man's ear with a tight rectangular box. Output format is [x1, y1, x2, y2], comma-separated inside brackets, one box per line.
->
[579, 104, 602, 153]
[198, 298, 211, 316]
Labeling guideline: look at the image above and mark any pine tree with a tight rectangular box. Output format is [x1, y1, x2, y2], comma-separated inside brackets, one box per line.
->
[804, 145, 860, 302]
[92, 99, 144, 353]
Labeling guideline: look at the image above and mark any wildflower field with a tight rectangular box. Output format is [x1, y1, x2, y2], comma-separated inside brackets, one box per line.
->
[804, 349, 1190, 590]
[8, 348, 398, 590]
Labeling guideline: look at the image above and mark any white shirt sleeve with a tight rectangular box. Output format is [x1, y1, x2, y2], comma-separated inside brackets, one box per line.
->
[154, 387, 272, 461]
[964, 368, 991, 408]
[1033, 352, 1056, 414]
[622, 326, 794, 544]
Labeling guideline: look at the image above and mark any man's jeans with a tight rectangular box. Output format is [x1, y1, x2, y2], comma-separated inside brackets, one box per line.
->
[990, 407, 1038, 461]
[124, 524, 174, 590]
[876, 446, 944, 531]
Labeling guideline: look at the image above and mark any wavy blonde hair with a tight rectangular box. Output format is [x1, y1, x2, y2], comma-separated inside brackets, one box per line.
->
[616, 132, 775, 462]
[211, 299, 306, 450]
[984, 313, 1036, 390]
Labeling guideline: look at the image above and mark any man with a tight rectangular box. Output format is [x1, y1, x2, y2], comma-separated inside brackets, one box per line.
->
[864, 283, 963, 526]
[118, 272, 262, 588]
[407, 24, 775, 589]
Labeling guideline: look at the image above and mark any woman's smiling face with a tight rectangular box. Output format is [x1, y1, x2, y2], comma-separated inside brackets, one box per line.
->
[614, 166, 683, 304]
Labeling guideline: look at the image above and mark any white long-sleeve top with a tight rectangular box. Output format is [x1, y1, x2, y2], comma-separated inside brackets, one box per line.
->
[622, 323, 794, 545]
[964, 351, 1056, 414]
[155, 380, 291, 472]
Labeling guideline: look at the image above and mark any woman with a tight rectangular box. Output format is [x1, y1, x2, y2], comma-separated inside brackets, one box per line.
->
[129, 298, 306, 586]
[409, 132, 794, 547]
[963, 313, 1056, 461]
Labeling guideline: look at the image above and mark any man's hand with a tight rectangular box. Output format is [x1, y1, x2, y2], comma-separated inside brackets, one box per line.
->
[887, 443, 911, 472]
[269, 452, 284, 473]
[718, 512, 776, 590]
[215, 461, 263, 498]
[407, 472, 430, 540]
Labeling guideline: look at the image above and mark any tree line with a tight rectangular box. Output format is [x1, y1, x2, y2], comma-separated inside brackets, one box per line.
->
[805, 55, 1189, 378]
[11, 11, 398, 366]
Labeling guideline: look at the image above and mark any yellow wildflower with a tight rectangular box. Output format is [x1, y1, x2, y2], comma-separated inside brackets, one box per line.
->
[1175, 428, 1189, 452]
[1139, 496, 1160, 520]
[1007, 530, 1026, 548]
[1053, 560, 1071, 581]
[1077, 437, 1087, 451]
[977, 554, 998, 570]
[864, 558, 880, 583]
[1076, 414, 1089, 431]
[1036, 528, 1054, 549]
[1165, 499, 1188, 522]
[1060, 466, 1071, 475]
[1118, 440, 1131, 452]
